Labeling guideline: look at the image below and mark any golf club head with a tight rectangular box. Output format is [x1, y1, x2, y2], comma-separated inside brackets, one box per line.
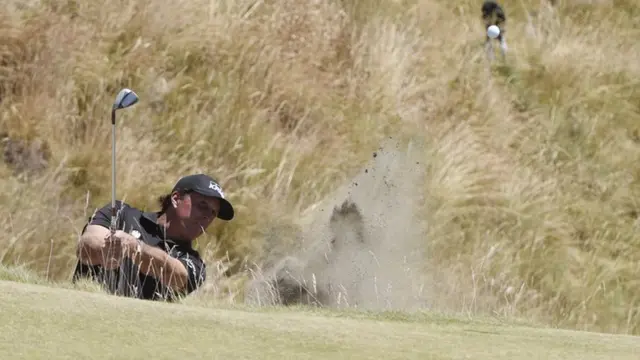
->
[113, 88, 139, 110]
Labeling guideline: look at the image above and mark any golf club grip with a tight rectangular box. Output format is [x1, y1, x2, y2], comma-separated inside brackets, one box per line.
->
[111, 207, 117, 233]
[112, 110, 116, 234]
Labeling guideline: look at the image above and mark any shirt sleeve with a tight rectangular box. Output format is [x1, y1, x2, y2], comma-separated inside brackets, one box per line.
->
[175, 251, 207, 295]
[82, 200, 127, 233]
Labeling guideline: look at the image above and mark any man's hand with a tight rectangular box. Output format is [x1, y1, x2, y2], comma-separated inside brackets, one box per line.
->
[102, 230, 140, 268]
[77, 225, 144, 269]
[78, 224, 192, 293]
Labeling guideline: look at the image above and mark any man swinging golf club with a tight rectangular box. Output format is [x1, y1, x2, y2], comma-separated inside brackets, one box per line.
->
[72, 88, 235, 301]
[73, 173, 235, 301]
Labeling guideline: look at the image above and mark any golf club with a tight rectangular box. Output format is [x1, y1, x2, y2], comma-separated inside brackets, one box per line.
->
[111, 88, 139, 234]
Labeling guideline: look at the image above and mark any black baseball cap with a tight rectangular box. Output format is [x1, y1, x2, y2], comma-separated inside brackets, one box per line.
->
[171, 174, 234, 221]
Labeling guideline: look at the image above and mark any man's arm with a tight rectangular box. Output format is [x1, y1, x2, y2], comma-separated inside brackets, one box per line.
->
[76, 224, 116, 268]
[80, 226, 195, 292]
[111, 232, 206, 294]
[127, 239, 194, 293]
[76, 201, 126, 269]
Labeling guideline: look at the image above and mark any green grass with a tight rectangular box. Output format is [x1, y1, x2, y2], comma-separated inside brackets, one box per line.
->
[1, 280, 639, 360]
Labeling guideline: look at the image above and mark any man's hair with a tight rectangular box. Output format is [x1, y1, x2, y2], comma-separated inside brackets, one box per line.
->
[157, 189, 192, 213]
[481, 0, 506, 27]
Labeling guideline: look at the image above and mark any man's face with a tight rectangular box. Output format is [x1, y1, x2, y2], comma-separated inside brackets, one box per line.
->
[172, 191, 220, 241]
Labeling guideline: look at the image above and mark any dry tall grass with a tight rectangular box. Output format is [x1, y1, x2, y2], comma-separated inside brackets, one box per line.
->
[1, 0, 639, 335]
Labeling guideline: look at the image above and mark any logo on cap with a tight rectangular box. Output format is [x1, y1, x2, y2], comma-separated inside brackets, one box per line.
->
[209, 181, 224, 198]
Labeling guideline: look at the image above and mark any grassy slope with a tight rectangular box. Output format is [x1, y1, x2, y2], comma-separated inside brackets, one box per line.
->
[1, 280, 639, 360]
[2, 0, 640, 337]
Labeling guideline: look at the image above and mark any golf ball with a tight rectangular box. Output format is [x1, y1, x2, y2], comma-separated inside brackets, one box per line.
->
[487, 25, 500, 39]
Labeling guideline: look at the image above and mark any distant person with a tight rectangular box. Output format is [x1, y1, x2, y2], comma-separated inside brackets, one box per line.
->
[482, 0, 508, 60]
[72, 173, 235, 301]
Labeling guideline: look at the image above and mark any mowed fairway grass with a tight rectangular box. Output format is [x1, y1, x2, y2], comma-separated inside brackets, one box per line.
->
[1, 281, 638, 360]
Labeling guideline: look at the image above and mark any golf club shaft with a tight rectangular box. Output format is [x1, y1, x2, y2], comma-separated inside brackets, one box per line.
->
[111, 109, 116, 234]
[109, 88, 138, 236]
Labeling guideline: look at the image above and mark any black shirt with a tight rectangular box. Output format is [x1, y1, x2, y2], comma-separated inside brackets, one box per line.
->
[72, 200, 207, 301]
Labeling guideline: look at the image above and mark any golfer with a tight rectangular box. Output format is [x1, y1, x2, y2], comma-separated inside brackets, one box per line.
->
[481, 0, 508, 57]
[72, 173, 235, 301]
